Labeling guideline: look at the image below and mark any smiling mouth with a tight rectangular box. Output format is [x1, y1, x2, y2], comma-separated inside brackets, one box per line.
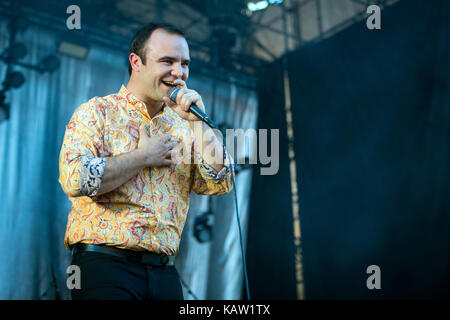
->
[161, 80, 177, 88]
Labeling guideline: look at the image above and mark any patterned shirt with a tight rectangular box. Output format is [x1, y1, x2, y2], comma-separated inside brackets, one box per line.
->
[59, 85, 233, 254]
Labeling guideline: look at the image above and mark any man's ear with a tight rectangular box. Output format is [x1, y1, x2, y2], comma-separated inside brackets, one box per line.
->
[129, 53, 141, 73]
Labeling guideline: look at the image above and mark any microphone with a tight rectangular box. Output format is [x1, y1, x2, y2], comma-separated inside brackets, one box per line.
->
[168, 87, 218, 129]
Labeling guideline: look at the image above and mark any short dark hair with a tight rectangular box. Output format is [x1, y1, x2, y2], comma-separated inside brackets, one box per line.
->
[128, 22, 185, 76]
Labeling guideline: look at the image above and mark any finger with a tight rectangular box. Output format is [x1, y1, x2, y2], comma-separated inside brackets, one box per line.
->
[180, 93, 198, 112]
[161, 134, 172, 143]
[167, 149, 179, 161]
[181, 91, 204, 113]
[171, 87, 187, 104]
[165, 141, 177, 150]
[171, 150, 181, 165]
[174, 79, 186, 88]
[171, 142, 180, 151]
[163, 96, 176, 107]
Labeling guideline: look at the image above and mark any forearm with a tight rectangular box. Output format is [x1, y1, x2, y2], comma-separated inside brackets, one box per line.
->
[97, 149, 146, 195]
[189, 121, 225, 172]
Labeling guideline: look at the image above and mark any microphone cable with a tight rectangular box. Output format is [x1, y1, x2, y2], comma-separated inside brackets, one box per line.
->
[223, 138, 251, 301]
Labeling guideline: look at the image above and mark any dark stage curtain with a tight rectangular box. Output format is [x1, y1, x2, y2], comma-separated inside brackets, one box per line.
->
[248, 0, 450, 299]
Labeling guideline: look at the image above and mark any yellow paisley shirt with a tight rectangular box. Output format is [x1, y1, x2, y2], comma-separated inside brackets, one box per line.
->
[59, 85, 233, 254]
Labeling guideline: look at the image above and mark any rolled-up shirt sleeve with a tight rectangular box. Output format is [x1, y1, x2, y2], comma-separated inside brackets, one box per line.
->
[191, 144, 234, 195]
[59, 102, 105, 198]
[79, 156, 105, 197]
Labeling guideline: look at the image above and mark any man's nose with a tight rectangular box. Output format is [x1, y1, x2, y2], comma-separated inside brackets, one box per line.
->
[171, 63, 184, 78]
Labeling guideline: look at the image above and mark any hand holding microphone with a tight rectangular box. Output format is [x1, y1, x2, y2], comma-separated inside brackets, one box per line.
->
[163, 81, 218, 129]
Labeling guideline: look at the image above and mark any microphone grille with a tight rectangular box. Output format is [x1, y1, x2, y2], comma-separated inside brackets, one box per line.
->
[168, 87, 180, 103]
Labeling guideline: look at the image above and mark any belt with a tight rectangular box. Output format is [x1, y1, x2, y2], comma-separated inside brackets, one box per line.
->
[72, 243, 175, 267]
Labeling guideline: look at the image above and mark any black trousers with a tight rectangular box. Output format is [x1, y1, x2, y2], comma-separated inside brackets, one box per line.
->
[70, 250, 184, 300]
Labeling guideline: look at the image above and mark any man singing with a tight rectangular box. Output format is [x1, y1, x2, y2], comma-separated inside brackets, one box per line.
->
[59, 22, 233, 300]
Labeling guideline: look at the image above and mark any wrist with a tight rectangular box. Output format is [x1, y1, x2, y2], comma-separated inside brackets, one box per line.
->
[132, 148, 148, 169]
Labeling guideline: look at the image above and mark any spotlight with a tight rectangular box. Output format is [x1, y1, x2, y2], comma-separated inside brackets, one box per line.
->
[248, 1, 268, 11]
[1, 43, 27, 62]
[193, 210, 213, 243]
[2, 71, 25, 90]
[40, 55, 60, 73]
[247, 0, 283, 12]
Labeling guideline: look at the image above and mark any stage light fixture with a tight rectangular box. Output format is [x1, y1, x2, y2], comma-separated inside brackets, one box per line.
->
[40, 55, 61, 73]
[247, 0, 283, 12]
[1, 43, 27, 63]
[193, 210, 213, 243]
[0, 15, 60, 123]
[2, 71, 25, 90]
[248, 1, 268, 11]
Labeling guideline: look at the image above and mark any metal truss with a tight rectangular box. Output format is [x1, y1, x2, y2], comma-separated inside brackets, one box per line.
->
[0, 0, 260, 90]
[0, 0, 400, 88]
[246, 0, 398, 59]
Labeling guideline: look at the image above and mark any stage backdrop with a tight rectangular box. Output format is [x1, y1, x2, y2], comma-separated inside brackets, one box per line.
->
[248, 0, 450, 299]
